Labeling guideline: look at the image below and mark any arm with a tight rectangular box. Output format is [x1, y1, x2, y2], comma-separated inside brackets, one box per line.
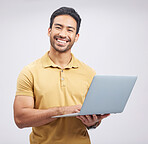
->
[13, 95, 81, 129]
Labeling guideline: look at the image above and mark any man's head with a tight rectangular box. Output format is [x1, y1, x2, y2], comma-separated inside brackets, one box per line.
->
[50, 7, 81, 34]
[48, 7, 81, 53]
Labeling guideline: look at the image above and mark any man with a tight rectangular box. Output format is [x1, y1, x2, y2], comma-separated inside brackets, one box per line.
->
[13, 7, 110, 144]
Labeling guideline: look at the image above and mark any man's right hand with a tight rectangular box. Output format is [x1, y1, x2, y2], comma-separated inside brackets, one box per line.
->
[60, 105, 81, 115]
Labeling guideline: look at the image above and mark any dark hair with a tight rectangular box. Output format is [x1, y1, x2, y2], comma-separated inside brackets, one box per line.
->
[50, 7, 81, 34]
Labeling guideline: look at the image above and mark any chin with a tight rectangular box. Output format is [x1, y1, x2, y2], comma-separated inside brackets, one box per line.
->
[54, 46, 71, 53]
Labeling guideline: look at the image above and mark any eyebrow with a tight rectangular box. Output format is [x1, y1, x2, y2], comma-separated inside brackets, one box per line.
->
[54, 23, 75, 30]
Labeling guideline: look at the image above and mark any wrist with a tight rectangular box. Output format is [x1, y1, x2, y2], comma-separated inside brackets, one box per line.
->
[87, 120, 101, 130]
[57, 107, 64, 115]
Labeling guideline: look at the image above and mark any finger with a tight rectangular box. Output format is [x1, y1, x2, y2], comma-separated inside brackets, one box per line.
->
[92, 114, 99, 122]
[74, 109, 80, 113]
[76, 116, 86, 123]
[97, 114, 110, 120]
[85, 115, 93, 122]
[76, 116, 82, 120]
[79, 115, 88, 123]
[76, 105, 82, 110]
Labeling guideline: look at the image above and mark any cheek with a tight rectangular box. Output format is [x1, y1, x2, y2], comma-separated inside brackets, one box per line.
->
[50, 32, 57, 41]
[50, 30, 58, 36]
[70, 34, 77, 41]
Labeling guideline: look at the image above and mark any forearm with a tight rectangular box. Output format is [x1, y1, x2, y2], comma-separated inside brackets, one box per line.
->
[14, 96, 81, 129]
[14, 107, 62, 128]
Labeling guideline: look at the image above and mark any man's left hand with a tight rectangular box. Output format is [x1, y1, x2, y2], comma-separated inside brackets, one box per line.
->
[76, 114, 110, 128]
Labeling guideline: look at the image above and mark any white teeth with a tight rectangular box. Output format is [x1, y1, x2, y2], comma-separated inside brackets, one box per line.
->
[57, 39, 66, 44]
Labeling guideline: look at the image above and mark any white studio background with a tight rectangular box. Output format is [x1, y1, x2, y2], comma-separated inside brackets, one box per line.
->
[0, 0, 148, 144]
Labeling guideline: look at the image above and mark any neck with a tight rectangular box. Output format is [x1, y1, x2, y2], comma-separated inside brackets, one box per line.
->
[48, 47, 72, 69]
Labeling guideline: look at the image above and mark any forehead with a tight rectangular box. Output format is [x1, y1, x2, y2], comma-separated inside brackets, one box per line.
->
[53, 15, 77, 28]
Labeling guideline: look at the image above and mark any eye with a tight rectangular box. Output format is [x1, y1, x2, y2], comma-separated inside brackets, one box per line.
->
[55, 26, 61, 30]
[68, 29, 73, 32]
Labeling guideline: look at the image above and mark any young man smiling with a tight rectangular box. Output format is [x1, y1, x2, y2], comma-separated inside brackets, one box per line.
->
[14, 7, 109, 144]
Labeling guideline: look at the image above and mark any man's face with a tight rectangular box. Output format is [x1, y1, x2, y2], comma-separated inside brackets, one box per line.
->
[48, 15, 79, 53]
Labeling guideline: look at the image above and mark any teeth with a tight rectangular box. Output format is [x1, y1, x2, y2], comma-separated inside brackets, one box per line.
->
[57, 39, 66, 44]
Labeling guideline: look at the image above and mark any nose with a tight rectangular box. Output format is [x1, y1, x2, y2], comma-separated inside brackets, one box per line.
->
[59, 29, 67, 38]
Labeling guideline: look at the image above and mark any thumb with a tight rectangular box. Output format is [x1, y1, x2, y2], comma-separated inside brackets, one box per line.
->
[74, 109, 80, 113]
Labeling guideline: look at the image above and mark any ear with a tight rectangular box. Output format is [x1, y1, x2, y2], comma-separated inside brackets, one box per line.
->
[74, 34, 79, 42]
[48, 28, 51, 37]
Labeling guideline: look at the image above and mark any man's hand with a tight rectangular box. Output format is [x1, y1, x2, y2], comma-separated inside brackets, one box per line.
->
[76, 114, 110, 128]
[60, 105, 81, 115]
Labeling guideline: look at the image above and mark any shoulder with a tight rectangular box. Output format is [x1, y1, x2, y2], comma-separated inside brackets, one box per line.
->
[16, 58, 42, 97]
[27, 58, 42, 70]
[74, 56, 96, 76]
[21, 57, 42, 73]
[17, 56, 43, 82]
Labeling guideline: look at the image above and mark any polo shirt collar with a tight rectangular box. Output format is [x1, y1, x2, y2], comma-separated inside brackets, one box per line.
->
[41, 51, 78, 69]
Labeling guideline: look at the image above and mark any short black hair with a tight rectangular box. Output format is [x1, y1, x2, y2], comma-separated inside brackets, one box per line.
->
[50, 7, 81, 34]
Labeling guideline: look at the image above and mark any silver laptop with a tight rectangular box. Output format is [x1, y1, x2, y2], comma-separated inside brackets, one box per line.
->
[52, 75, 137, 118]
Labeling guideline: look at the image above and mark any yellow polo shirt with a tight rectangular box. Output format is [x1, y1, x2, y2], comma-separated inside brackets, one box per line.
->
[16, 51, 96, 144]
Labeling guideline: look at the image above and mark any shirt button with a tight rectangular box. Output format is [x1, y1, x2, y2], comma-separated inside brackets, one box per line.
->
[61, 77, 64, 81]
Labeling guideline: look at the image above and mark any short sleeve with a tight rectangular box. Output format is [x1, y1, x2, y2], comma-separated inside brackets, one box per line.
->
[16, 66, 34, 97]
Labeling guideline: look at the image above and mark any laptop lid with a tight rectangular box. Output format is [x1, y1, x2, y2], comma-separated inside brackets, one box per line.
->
[79, 75, 137, 115]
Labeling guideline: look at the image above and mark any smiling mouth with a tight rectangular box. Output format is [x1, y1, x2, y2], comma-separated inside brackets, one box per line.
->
[55, 36, 70, 45]
[56, 39, 67, 44]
